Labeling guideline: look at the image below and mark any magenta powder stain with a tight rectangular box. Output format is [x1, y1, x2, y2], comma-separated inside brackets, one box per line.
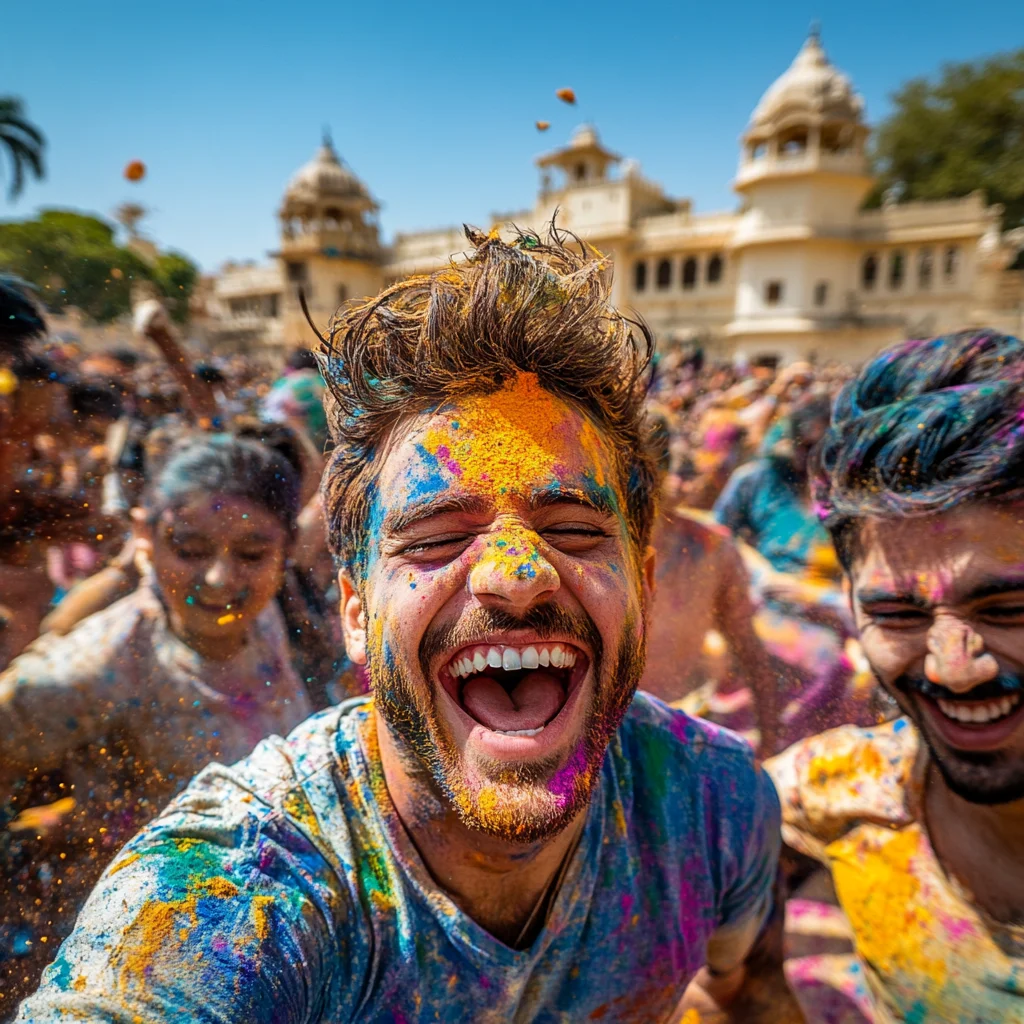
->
[547, 745, 589, 808]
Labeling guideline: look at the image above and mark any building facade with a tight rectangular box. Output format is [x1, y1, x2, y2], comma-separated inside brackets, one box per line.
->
[203, 33, 1024, 364]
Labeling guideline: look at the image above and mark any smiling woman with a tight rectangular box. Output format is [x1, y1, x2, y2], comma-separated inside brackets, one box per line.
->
[0, 434, 313, 1005]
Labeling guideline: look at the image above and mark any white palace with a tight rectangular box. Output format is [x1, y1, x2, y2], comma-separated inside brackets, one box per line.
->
[203, 32, 1024, 365]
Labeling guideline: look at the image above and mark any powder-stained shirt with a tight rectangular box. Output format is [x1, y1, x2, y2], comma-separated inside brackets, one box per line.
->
[767, 719, 1024, 1023]
[19, 693, 780, 1023]
[1, 583, 312, 808]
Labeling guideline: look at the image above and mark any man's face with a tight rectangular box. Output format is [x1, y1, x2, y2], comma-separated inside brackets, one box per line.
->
[345, 374, 650, 842]
[850, 503, 1024, 804]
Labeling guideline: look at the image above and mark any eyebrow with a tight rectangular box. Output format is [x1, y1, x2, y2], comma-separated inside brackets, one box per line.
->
[856, 577, 1024, 607]
[380, 487, 615, 537]
[381, 493, 492, 536]
[855, 588, 930, 609]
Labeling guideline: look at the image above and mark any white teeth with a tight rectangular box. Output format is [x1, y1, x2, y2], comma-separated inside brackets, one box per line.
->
[494, 726, 544, 737]
[449, 643, 582, 680]
[936, 695, 1021, 724]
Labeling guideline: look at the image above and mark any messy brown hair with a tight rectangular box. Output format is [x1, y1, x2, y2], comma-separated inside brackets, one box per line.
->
[316, 224, 657, 587]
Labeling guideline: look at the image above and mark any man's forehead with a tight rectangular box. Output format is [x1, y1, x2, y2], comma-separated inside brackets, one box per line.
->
[377, 374, 617, 501]
[854, 505, 1024, 599]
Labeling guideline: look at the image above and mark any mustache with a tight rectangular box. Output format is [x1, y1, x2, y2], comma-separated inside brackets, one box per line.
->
[898, 672, 1024, 703]
[419, 603, 603, 678]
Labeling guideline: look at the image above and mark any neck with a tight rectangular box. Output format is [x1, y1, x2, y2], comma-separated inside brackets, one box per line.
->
[374, 707, 584, 948]
[926, 763, 1024, 921]
[929, 768, 1024, 852]
[172, 617, 248, 661]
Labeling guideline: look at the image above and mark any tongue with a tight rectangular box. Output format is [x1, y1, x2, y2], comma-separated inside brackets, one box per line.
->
[461, 670, 566, 732]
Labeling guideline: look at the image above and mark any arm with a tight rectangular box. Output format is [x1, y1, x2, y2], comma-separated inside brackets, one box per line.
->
[676, 765, 805, 1023]
[713, 542, 781, 758]
[17, 759, 339, 1024]
[134, 299, 219, 424]
[39, 534, 148, 636]
[0, 607, 136, 785]
[677, 873, 804, 1023]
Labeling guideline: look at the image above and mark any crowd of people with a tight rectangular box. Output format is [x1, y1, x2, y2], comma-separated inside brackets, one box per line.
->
[0, 225, 1022, 1022]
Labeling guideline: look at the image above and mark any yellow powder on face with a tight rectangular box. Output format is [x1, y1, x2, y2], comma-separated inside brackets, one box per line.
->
[421, 372, 609, 500]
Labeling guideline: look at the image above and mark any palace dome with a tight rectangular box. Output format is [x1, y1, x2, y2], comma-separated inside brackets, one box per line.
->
[283, 136, 370, 205]
[750, 31, 863, 129]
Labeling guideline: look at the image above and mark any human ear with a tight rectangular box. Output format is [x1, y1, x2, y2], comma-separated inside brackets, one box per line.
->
[643, 544, 657, 603]
[340, 572, 367, 665]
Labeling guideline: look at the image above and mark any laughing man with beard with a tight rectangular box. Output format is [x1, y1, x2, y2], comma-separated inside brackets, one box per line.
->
[17, 229, 802, 1023]
[768, 329, 1024, 1022]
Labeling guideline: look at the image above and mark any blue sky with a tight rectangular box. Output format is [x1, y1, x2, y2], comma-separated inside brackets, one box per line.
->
[4, 0, 1022, 270]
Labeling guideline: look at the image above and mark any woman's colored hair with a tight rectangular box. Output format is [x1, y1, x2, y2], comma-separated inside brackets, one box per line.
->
[316, 224, 657, 586]
[813, 329, 1024, 567]
[144, 434, 300, 537]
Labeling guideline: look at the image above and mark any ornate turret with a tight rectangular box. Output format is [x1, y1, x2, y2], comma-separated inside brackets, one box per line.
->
[736, 29, 869, 190]
[537, 124, 621, 195]
[278, 133, 381, 260]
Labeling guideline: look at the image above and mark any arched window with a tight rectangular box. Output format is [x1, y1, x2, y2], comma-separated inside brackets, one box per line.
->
[944, 245, 960, 280]
[633, 261, 647, 293]
[706, 253, 724, 284]
[814, 281, 829, 307]
[918, 248, 934, 290]
[575, 162, 587, 182]
[682, 257, 698, 290]
[862, 253, 878, 291]
[765, 280, 783, 305]
[656, 258, 672, 290]
[889, 250, 906, 290]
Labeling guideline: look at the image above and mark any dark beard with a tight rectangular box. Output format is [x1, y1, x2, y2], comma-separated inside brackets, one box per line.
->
[891, 671, 1024, 806]
[369, 603, 645, 842]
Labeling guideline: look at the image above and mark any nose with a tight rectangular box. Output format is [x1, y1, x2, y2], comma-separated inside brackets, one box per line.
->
[203, 554, 232, 589]
[468, 524, 560, 612]
[924, 615, 999, 692]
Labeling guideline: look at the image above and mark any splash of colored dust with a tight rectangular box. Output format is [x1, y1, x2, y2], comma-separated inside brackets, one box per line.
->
[114, 875, 240, 990]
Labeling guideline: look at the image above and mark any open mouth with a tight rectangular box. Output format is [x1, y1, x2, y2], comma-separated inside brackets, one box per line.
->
[919, 685, 1024, 751]
[934, 693, 1021, 725]
[440, 641, 589, 739]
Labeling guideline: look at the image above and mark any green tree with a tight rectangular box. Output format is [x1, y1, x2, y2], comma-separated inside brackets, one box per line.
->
[0, 210, 198, 324]
[152, 251, 199, 324]
[868, 49, 1024, 229]
[0, 97, 45, 200]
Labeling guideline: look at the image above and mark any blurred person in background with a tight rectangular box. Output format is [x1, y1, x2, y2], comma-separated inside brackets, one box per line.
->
[0, 434, 312, 1010]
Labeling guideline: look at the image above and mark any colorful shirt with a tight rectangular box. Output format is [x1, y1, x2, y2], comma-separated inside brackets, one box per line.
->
[714, 457, 838, 579]
[0, 582, 313, 1000]
[767, 719, 1024, 1023]
[20, 693, 780, 1023]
